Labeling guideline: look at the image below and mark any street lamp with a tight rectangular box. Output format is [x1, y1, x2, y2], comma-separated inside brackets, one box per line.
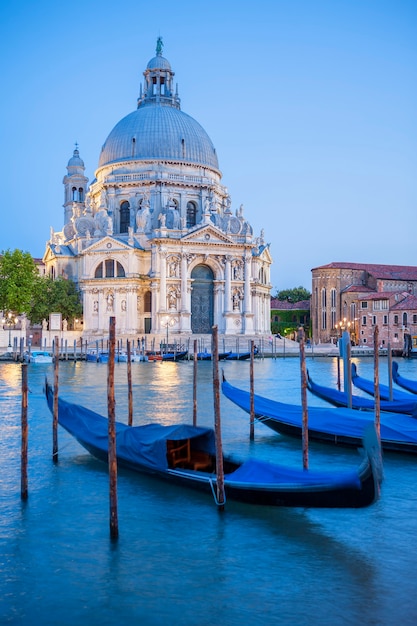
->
[162, 316, 175, 352]
[2, 312, 18, 349]
[335, 318, 352, 346]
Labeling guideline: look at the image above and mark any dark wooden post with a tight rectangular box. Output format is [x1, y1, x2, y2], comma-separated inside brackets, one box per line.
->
[250, 340, 255, 441]
[212, 326, 225, 510]
[127, 339, 133, 427]
[21, 363, 28, 500]
[193, 339, 197, 426]
[337, 355, 341, 391]
[346, 336, 352, 409]
[298, 327, 309, 470]
[53, 336, 59, 463]
[388, 342, 393, 401]
[108, 317, 119, 539]
[374, 325, 381, 439]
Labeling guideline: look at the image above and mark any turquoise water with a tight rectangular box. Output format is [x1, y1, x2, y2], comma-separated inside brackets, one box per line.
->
[1, 356, 417, 625]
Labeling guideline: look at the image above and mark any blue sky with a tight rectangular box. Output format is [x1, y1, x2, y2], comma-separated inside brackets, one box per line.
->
[0, 0, 416, 293]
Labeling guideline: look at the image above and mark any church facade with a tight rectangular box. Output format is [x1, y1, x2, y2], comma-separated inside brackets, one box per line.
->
[43, 40, 272, 341]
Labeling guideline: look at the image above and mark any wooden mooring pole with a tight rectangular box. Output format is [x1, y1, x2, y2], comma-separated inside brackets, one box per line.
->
[298, 327, 309, 470]
[127, 339, 133, 427]
[193, 339, 197, 426]
[53, 336, 59, 463]
[249, 340, 255, 441]
[388, 342, 393, 401]
[21, 363, 28, 500]
[374, 326, 381, 439]
[212, 326, 225, 510]
[108, 317, 119, 540]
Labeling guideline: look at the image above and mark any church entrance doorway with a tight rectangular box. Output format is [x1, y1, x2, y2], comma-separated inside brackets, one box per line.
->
[191, 265, 214, 333]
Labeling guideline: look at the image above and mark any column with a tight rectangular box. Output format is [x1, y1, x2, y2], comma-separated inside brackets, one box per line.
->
[244, 254, 252, 314]
[224, 256, 232, 313]
[181, 252, 188, 311]
[159, 248, 167, 312]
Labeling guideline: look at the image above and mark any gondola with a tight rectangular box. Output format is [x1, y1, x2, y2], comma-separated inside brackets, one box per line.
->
[86, 351, 109, 363]
[351, 363, 416, 401]
[392, 362, 417, 395]
[307, 371, 417, 416]
[222, 374, 417, 454]
[226, 347, 258, 361]
[192, 351, 232, 361]
[147, 351, 188, 362]
[44, 381, 381, 508]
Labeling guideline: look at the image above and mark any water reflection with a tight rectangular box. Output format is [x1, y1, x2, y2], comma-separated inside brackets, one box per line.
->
[1, 358, 417, 625]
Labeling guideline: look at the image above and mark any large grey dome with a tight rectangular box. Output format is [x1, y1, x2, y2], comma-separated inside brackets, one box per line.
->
[97, 40, 219, 172]
[98, 105, 219, 170]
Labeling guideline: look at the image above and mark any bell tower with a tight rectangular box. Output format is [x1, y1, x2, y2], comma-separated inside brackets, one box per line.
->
[63, 144, 89, 226]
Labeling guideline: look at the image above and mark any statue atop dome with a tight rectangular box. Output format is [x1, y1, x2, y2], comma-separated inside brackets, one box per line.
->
[156, 36, 163, 56]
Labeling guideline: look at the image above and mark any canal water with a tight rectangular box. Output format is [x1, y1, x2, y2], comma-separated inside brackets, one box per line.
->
[1, 355, 416, 625]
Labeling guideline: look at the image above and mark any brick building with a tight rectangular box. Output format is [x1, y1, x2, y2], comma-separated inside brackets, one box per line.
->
[270, 298, 311, 340]
[311, 262, 417, 351]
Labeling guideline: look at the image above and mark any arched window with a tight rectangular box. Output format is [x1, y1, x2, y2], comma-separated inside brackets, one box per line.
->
[120, 201, 130, 234]
[78, 188, 84, 202]
[403, 312, 408, 326]
[72, 187, 77, 201]
[94, 260, 125, 278]
[144, 291, 152, 313]
[186, 201, 196, 228]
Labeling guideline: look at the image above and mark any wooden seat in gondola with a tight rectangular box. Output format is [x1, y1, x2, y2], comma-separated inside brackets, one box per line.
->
[167, 440, 212, 471]
[167, 439, 191, 468]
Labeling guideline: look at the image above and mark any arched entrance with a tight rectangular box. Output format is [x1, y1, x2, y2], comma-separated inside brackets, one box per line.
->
[191, 265, 214, 333]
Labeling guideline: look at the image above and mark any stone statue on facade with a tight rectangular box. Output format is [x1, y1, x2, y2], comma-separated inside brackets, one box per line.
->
[106, 292, 114, 312]
[94, 209, 112, 236]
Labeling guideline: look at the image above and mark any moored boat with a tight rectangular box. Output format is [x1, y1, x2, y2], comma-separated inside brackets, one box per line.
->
[352, 363, 415, 401]
[86, 351, 109, 363]
[24, 350, 53, 364]
[307, 371, 417, 416]
[148, 351, 188, 362]
[44, 381, 382, 508]
[192, 351, 232, 361]
[392, 362, 417, 394]
[222, 374, 417, 454]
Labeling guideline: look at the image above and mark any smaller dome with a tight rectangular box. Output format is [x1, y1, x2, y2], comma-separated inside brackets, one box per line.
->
[68, 147, 84, 168]
[147, 55, 171, 71]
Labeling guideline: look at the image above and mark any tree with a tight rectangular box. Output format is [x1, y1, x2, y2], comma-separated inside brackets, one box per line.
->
[274, 287, 311, 302]
[0, 249, 39, 315]
[29, 276, 83, 326]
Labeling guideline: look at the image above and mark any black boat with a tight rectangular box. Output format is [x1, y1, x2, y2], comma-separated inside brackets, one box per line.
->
[147, 351, 188, 361]
[307, 371, 417, 416]
[225, 347, 258, 360]
[44, 381, 382, 508]
[222, 374, 417, 454]
[392, 362, 417, 395]
[352, 363, 416, 401]
[192, 351, 232, 361]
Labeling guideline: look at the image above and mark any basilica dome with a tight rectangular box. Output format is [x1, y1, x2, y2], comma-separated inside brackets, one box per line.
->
[98, 105, 219, 170]
[97, 41, 219, 172]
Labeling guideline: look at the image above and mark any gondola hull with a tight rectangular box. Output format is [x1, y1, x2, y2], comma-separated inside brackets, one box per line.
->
[392, 362, 417, 395]
[307, 371, 417, 416]
[45, 382, 381, 508]
[222, 376, 417, 455]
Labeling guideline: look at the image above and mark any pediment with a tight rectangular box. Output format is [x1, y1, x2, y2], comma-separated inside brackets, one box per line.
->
[181, 224, 235, 245]
[257, 244, 273, 264]
[81, 236, 132, 255]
